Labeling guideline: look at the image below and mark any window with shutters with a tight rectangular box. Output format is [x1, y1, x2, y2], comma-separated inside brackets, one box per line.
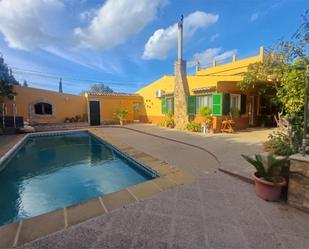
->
[195, 95, 212, 113]
[230, 94, 241, 110]
[166, 97, 174, 113]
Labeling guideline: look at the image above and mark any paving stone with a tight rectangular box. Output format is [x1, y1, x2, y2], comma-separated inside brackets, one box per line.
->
[151, 176, 178, 191]
[67, 198, 105, 226]
[232, 206, 270, 227]
[176, 186, 202, 202]
[17, 208, 65, 246]
[91, 233, 133, 249]
[18, 226, 100, 249]
[175, 199, 203, 219]
[128, 181, 161, 200]
[241, 224, 284, 249]
[0, 221, 19, 249]
[131, 238, 169, 249]
[279, 234, 309, 249]
[138, 213, 172, 243]
[105, 209, 143, 235]
[206, 223, 248, 248]
[172, 216, 207, 248]
[145, 196, 175, 216]
[101, 189, 136, 211]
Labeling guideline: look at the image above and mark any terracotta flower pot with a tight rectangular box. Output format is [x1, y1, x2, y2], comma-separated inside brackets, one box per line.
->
[253, 172, 287, 201]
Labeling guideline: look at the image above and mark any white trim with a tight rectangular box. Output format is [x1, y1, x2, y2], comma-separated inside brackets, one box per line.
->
[230, 94, 241, 110]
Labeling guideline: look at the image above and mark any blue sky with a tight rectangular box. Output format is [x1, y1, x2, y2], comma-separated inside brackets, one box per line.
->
[0, 0, 307, 94]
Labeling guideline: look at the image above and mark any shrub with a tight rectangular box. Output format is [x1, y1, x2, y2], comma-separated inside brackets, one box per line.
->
[113, 109, 128, 124]
[157, 111, 175, 128]
[264, 131, 294, 156]
[230, 107, 240, 118]
[186, 121, 201, 132]
[75, 115, 82, 122]
[199, 106, 212, 123]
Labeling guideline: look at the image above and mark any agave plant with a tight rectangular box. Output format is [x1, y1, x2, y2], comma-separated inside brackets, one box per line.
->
[242, 154, 287, 183]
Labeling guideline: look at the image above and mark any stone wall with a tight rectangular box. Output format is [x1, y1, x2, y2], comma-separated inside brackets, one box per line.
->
[288, 154, 309, 213]
[174, 60, 189, 130]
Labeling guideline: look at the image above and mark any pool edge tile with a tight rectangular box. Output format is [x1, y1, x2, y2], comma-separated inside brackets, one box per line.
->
[151, 176, 178, 191]
[101, 189, 137, 211]
[66, 198, 105, 227]
[128, 181, 162, 201]
[0, 221, 19, 249]
[17, 208, 65, 247]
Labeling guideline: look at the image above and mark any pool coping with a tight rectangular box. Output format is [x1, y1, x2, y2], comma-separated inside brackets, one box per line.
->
[0, 128, 193, 248]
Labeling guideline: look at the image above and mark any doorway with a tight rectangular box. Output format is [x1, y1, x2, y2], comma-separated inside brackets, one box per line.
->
[89, 101, 100, 126]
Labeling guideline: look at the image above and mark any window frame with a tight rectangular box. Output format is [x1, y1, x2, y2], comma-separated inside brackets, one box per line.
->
[166, 97, 174, 114]
[230, 94, 241, 110]
[30, 100, 55, 118]
[195, 94, 213, 114]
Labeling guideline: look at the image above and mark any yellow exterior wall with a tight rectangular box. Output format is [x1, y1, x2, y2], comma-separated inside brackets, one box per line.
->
[86, 95, 144, 123]
[136, 47, 264, 126]
[196, 47, 264, 76]
[4, 85, 87, 123]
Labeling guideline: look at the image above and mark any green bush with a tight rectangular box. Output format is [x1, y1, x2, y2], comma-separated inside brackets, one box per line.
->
[264, 131, 294, 156]
[186, 121, 201, 132]
[230, 107, 240, 118]
[157, 111, 175, 128]
[199, 106, 212, 123]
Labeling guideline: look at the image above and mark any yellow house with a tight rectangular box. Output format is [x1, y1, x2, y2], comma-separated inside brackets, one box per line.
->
[137, 47, 266, 131]
[2, 47, 268, 132]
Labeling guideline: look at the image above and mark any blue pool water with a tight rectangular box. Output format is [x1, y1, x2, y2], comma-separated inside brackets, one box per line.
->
[0, 131, 155, 225]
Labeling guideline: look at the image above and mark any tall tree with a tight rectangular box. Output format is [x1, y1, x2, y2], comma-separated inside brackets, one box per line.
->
[0, 55, 19, 85]
[80, 83, 114, 95]
[238, 10, 309, 152]
[0, 54, 18, 103]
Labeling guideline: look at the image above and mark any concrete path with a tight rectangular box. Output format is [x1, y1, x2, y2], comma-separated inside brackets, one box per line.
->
[102, 124, 272, 177]
[18, 173, 309, 249]
[0, 134, 25, 158]
[16, 125, 309, 249]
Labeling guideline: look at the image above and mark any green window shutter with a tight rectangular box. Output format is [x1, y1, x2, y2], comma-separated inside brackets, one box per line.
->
[161, 98, 167, 114]
[171, 97, 174, 114]
[222, 93, 230, 115]
[212, 93, 222, 116]
[241, 94, 246, 114]
[187, 96, 196, 115]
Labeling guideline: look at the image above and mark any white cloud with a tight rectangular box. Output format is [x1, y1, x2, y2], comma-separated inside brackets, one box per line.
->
[0, 0, 67, 50]
[250, 12, 259, 22]
[188, 48, 237, 68]
[74, 0, 167, 50]
[210, 33, 220, 42]
[142, 11, 219, 60]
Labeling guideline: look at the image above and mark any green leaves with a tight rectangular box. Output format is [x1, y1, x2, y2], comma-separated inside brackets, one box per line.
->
[242, 154, 287, 183]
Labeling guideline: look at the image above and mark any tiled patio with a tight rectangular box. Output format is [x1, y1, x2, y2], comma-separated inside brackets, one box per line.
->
[17, 173, 309, 249]
[1, 125, 308, 248]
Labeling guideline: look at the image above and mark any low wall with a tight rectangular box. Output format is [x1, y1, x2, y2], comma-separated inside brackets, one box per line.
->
[288, 154, 309, 213]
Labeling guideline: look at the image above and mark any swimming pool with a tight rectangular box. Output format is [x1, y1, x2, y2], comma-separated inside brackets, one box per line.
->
[0, 131, 156, 225]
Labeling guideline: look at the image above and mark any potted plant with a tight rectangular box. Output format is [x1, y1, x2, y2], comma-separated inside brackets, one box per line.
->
[165, 111, 175, 128]
[199, 106, 212, 133]
[242, 153, 287, 201]
[113, 108, 128, 125]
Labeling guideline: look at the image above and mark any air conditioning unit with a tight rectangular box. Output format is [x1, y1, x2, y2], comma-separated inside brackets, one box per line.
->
[155, 89, 165, 98]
